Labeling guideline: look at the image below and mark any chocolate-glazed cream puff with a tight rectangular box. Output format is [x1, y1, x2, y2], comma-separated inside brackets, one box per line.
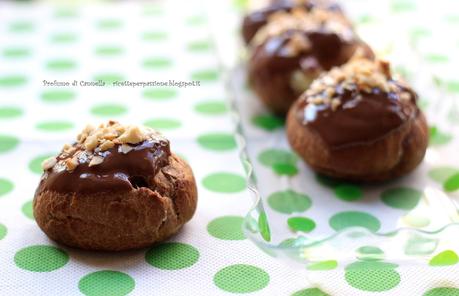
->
[242, 0, 342, 44]
[248, 8, 373, 115]
[286, 57, 428, 182]
[34, 121, 197, 251]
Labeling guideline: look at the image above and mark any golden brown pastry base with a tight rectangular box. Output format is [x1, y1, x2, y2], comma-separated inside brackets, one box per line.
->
[286, 100, 429, 182]
[33, 154, 197, 251]
[249, 70, 306, 116]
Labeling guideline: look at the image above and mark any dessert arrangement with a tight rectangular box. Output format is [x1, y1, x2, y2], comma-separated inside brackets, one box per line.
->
[287, 56, 428, 181]
[34, 121, 197, 251]
[243, 0, 426, 181]
[246, 2, 373, 115]
[221, 0, 459, 266]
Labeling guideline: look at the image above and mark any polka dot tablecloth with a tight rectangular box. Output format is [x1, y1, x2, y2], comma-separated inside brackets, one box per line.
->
[0, 0, 458, 296]
[0, 0, 316, 295]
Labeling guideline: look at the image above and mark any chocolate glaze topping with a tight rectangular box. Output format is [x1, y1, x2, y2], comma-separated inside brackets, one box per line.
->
[251, 29, 363, 73]
[242, 0, 341, 44]
[40, 138, 170, 194]
[297, 81, 419, 149]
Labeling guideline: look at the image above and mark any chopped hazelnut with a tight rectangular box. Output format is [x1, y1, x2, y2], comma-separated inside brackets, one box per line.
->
[400, 92, 411, 101]
[89, 156, 104, 167]
[99, 140, 115, 151]
[84, 135, 99, 151]
[57, 121, 164, 172]
[119, 144, 133, 154]
[65, 157, 78, 171]
[117, 126, 145, 144]
[41, 157, 57, 170]
[331, 98, 341, 111]
[305, 57, 405, 111]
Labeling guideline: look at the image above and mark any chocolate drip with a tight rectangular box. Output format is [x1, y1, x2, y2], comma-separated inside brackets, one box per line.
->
[40, 139, 171, 194]
[297, 83, 419, 148]
[251, 29, 366, 73]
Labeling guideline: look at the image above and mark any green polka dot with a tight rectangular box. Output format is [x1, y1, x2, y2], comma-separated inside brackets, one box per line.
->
[446, 14, 459, 24]
[0, 224, 7, 240]
[187, 40, 212, 52]
[425, 54, 449, 63]
[287, 217, 316, 233]
[54, 8, 78, 18]
[429, 126, 453, 146]
[251, 114, 284, 131]
[0, 75, 27, 87]
[272, 163, 298, 176]
[444, 173, 459, 192]
[91, 104, 127, 117]
[329, 211, 381, 232]
[144, 118, 181, 130]
[0, 107, 22, 119]
[194, 101, 227, 115]
[207, 216, 245, 240]
[3, 47, 31, 59]
[191, 69, 219, 82]
[258, 149, 297, 167]
[143, 5, 163, 16]
[357, 246, 384, 261]
[447, 81, 459, 93]
[41, 90, 75, 103]
[93, 73, 124, 85]
[22, 200, 33, 219]
[391, 1, 416, 12]
[292, 288, 329, 296]
[258, 149, 298, 176]
[267, 190, 311, 214]
[0, 178, 13, 197]
[424, 287, 459, 296]
[46, 59, 77, 71]
[97, 19, 122, 30]
[214, 264, 269, 293]
[95, 46, 123, 56]
[410, 27, 431, 40]
[142, 31, 167, 41]
[143, 88, 176, 101]
[143, 57, 172, 69]
[334, 184, 363, 201]
[186, 15, 206, 26]
[258, 212, 271, 242]
[29, 154, 55, 174]
[9, 21, 34, 33]
[36, 121, 74, 132]
[357, 15, 375, 24]
[307, 260, 338, 271]
[429, 250, 459, 266]
[429, 167, 459, 183]
[197, 133, 236, 151]
[145, 242, 199, 270]
[233, 0, 249, 10]
[79, 270, 134, 296]
[345, 261, 400, 292]
[0, 135, 19, 153]
[14, 245, 69, 272]
[381, 187, 422, 210]
[202, 172, 246, 193]
[50, 32, 78, 44]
